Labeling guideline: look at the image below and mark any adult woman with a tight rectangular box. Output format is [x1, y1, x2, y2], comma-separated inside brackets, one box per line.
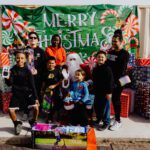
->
[107, 29, 129, 131]
[45, 34, 66, 67]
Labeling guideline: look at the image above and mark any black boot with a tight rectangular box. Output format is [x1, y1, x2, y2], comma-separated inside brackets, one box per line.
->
[14, 121, 22, 135]
[29, 119, 37, 128]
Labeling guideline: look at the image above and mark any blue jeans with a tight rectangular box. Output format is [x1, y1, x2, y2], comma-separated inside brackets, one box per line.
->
[94, 96, 110, 125]
[103, 100, 110, 125]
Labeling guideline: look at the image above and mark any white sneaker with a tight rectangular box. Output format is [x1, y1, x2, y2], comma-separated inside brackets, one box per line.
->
[109, 120, 122, 131]
[110, 117, 115, 126]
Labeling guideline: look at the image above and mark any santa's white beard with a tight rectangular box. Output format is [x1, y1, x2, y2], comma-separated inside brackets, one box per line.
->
[68, 61, 81, 81]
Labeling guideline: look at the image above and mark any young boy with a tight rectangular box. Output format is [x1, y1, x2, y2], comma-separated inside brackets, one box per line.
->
[5, 50, 39, 135]
[92, 51, 114, 131]
[41, 56, 64, 123]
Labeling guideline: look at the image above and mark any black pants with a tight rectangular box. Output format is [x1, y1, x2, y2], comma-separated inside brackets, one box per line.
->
[94, 95, 107, 123]
[70, 103, 88, 126]
[112, 86, 123, 122]
[34, 75, 43, 106]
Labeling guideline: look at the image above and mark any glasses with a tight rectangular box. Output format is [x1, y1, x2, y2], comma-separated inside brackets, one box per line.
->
[29, 37, 37, 40]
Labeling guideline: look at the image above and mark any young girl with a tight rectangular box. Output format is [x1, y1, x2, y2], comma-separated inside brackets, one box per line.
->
[45, 34, 66, 67]
[5, 50, 39, 135]
[66, 69, 91, 126]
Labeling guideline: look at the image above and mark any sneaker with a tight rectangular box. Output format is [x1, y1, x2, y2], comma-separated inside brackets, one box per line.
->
[93, 119, 101, 126]
[97, 124, 109, 131]
[109, 120, 122, 131]
[29, 119, 37, 128]
[14, 121, 22, 135]
[110, 117, 115, 126]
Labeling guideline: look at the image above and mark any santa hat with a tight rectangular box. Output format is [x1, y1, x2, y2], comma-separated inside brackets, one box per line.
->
[63, 96, 74, 110]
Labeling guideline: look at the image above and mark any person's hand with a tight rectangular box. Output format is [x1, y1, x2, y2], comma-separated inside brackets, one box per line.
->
[31, 68, 37, 75]
[35, 100, 40, 106]
[49, 85, 56, 89]
[106, 94, 112, 101]
[5, 76, 10, 80]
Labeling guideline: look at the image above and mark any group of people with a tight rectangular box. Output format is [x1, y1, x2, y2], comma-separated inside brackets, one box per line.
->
[5, 29, 129, 135]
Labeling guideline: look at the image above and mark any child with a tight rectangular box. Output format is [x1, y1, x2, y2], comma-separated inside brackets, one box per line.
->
[66, 69, 91, 126]
[92, 51, 114, 131]
[45, 34, 66, 67]
[41, 56, 64, 123]
[5, 50, 39, 135]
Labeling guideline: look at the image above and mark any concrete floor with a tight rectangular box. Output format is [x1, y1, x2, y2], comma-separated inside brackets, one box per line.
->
[0, 112, 150, 140]
[95, 114, 150, 139]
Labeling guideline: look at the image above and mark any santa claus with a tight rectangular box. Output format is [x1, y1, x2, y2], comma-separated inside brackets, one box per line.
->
[62, 52, 94, 85]
[66, 52, 84, 81]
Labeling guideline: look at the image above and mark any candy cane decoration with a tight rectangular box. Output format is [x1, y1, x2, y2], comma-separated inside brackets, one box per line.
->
[122, 14, 139, 38]
[100, 9, 119, 24]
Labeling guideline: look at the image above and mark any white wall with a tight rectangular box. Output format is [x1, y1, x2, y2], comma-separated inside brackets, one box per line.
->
[0, 0, 150, 6]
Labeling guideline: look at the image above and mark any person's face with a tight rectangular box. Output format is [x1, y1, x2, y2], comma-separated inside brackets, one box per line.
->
[47, 60, 56, 70]
[28, 34, 38, 48]
[52, 36, 60, 47]
[75, 71, 84, 82]
[96, 53, 107, 65]
[16, 53, 26, 67]
[112, 37, 122, 50]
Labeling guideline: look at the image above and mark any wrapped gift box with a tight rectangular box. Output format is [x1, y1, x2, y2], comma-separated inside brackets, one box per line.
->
[135, 81, 150, 119]
[131, 66, 150, 88]
[123, 88, 135, 113]
[32, 124, 88, 150]
[136, 58, 150, 66]
[1, 92, 12, 113]
[128, 53, 136, 68]
[111, 93, 130, 118]
[0, 52, 10, 68]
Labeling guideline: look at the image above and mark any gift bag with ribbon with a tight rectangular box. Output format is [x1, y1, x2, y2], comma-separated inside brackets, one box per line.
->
[42, 88, 53, 113]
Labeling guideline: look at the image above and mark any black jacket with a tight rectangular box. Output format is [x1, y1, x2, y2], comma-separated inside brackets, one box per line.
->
[107, 49, 129, 84]
[92, 63, 114, 96]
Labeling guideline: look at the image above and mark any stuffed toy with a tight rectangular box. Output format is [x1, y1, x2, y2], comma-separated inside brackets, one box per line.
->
[63, 96, 74, 110]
